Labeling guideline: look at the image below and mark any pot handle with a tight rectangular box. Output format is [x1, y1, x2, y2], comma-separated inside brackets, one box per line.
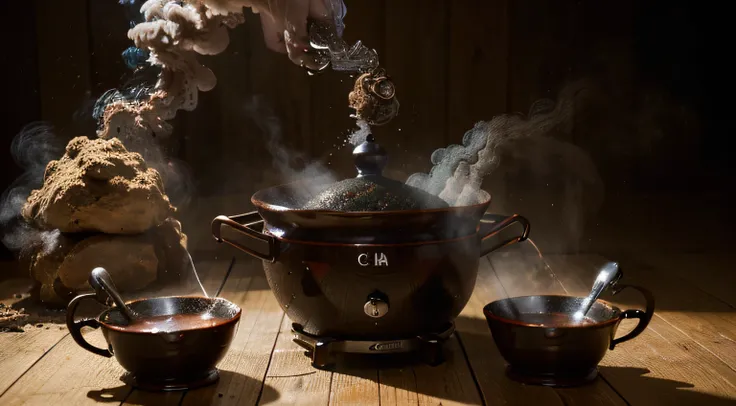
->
[609, 284, 655, 350]
[65, 292, 113, 358]
[212, 211, 277, 262]
[479, 213, 531, 257]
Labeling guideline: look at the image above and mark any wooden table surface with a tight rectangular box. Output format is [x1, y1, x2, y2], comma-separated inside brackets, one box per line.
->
[0, 246, 734, 405]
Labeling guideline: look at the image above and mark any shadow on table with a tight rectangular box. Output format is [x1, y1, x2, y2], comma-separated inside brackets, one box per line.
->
[327, 351, 483, 405]
[595, 366, 736, 406]
[87, 370, 280, 405]
[456, 315, 736, 406]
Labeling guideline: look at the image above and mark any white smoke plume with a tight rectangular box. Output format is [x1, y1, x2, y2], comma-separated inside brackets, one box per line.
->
[407, 82, 587, 207]
[0, 124, 65, 254]
[244, 95, 338, 204]
[98, 1, 249, 145]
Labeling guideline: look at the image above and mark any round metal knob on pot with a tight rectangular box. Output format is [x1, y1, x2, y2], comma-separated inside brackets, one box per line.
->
[364, 291, 389, 318]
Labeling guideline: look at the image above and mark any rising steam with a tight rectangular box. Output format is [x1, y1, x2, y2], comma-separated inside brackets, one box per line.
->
[244, 95, 338, 202]
[407, 81, 605, 252]
[0, 124, 65, 254]
[406, 82, 598, 208]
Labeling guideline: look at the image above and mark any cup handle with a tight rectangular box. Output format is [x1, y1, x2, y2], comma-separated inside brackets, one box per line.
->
[65, 293, 113, 358]
[479, 213, 531, 257]
[609, 284, 656, 350]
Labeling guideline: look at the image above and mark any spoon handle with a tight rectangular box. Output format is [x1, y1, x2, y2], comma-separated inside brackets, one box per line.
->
[89, 267, 136, 320]
[575, 262, 622, 319]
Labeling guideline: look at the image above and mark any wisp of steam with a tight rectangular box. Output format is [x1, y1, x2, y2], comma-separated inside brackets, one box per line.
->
[244, 96, 338, 205]
[0, 124, 65, 255]
[406, 99, 570, 207]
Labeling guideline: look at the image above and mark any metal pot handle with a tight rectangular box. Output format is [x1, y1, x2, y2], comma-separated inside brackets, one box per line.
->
[609, 284, 655, 350]
[65, 292, 113, 358]
[479, 213, 531, 257]
[212, 211, 278, 262]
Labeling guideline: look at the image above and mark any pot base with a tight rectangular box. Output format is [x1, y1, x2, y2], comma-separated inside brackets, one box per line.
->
[126, 369, 220, 392]
[505, 365, 598, 387]
[291, 322, 454, 369]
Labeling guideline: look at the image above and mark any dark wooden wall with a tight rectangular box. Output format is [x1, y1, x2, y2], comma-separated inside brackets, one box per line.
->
[2, 0, 731, 256]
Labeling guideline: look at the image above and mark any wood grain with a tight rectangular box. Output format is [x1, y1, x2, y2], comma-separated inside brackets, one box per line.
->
[553, 254, 736, 370]
[456, 253, 626, 405]
[121, 258, 281, 406]
[447, 0, 509, 142]
[376, 336, 483, 406]
[637, 252, 735, 309]
[456, 261, 566, 406]
[377, 368, 419, 405]
[33, 0, 91, 137]
[261, 317, 332, 406]
[0, 260, 232, 405]
[413, 337, 484, 406]
[180, 259, 285, 405]
[539, 253, 736, 405]
[506, 0, 579, 115]
[0, 324, 69, 397]
[384, 0, 449, 179]
[329, 366, 379, 406]
[0, 328, 130, 406]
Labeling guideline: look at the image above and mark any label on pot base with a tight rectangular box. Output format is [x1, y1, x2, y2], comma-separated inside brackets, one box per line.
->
[357, 252, 389, 267]
[369, 341, 402, 351]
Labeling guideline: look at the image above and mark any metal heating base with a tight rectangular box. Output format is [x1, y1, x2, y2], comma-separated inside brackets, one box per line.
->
[291, 322, 455, 369]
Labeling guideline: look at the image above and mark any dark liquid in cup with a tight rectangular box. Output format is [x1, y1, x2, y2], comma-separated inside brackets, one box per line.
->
[517, 312, 596, 327]
[117, 313, 225, 333]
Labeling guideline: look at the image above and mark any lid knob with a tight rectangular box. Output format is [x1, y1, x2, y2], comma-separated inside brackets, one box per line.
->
[353, 134, 388, 177]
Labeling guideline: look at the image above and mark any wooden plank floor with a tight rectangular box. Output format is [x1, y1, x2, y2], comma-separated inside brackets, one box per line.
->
[0, 248, 734, 405]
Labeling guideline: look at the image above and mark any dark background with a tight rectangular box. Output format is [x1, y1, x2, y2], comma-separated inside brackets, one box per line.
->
[1, 0, 733, 263]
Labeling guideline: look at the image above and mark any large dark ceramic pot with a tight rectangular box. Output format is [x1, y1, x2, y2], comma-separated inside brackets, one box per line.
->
[212, 135, 530, 340]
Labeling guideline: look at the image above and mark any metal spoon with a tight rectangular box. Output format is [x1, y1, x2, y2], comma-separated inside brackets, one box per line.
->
[573, 261, 622, 322]
[89, 267, 138, 322]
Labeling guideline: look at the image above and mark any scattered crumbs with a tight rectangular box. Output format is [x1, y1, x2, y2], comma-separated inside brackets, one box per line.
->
[1, 304, 29, 330]
[36, 324, 43, 328]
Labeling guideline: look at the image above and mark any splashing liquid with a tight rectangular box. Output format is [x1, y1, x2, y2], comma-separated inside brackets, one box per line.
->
[525, 238, 568, 295]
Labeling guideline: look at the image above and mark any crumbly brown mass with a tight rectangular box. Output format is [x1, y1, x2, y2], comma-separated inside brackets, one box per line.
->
[23, 217, 188, 306]
[348, 75, 374, 121]
[22, 137, 174, 234]
[57, 234, 158, 291]
[23, 232, 80, 306]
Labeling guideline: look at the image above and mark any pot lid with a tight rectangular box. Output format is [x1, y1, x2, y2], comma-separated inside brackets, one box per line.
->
[304, 135, 449, 211]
